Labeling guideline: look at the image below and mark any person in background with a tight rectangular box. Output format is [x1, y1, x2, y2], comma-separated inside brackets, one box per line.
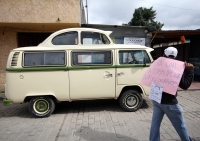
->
[149, 47, 195, 141]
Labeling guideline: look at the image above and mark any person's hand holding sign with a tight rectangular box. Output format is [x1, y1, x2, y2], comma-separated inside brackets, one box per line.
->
[185, 62, 194, 70]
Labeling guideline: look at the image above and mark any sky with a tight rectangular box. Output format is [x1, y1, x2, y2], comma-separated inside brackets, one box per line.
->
[83, 0, 200, 30]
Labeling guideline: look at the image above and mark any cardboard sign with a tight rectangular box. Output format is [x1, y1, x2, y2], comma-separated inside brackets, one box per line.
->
[149, 82, 163, 103]
[141, 57, 185, 95]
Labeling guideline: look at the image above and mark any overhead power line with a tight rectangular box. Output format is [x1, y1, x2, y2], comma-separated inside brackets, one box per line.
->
[140, 0, 200, 11]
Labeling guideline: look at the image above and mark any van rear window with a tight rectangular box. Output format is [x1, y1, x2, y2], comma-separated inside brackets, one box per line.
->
[23, 52, 66, 67]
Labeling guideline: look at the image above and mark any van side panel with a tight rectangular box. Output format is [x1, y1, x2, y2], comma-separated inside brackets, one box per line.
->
[115, 85, 150, 97]
[116, 67, 150, 96]
[68, 49, 116, 100]
[5, 71, 70, 103]
[69, 68, 116, 100]
[115, 49, 151, 96]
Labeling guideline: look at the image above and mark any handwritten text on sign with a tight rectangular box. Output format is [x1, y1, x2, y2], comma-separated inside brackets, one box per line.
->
[149, 82, 163, 103]
[141, 57, 185, 95]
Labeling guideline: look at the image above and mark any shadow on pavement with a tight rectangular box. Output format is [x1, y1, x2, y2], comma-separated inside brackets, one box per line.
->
[58, 126, 140, 141]
[0, 98, 149, 118]
[141, 99, 149, 109]
[54, 99, 122, 115]
[54, 98, 149, 115]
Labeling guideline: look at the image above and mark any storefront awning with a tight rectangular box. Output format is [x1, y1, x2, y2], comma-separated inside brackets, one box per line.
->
[150, 30, 200, 47]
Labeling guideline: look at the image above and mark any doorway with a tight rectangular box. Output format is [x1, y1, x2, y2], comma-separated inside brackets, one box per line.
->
[18, 32, 52, 47]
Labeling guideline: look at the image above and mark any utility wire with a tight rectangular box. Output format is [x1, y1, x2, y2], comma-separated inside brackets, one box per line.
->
[140, 0, 200, 11]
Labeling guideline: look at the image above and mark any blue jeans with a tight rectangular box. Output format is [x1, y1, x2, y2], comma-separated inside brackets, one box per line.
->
[150, 100, 193, 141]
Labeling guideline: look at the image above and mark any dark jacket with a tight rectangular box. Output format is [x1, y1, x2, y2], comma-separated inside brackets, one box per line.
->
[161, 69, 194, 105]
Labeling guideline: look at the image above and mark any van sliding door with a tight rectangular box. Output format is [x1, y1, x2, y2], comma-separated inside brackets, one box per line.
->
[69, 50, 116, 100]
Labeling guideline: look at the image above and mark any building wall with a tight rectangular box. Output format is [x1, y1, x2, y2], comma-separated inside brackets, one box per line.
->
[83, 25, 151, 47]
[0, 0, 83, 92]
[0, 0, 80, 23]
[0, 28, 18, 91]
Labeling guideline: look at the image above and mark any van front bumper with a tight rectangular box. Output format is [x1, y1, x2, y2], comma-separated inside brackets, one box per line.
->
[3, 99, 13, 106]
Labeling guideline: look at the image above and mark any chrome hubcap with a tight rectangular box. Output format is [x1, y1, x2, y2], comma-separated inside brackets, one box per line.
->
[127, 96, 136, 106]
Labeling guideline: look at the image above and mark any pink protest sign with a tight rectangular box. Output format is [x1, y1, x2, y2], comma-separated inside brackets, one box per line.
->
[141, 57, 185, 95]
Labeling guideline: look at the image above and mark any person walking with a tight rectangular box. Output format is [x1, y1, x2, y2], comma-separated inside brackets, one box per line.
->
[149, 47, 194, 141]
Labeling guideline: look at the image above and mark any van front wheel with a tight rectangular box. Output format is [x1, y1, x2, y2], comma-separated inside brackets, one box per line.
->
[29, 96, 55, 118]
[119, 90, 143, 112]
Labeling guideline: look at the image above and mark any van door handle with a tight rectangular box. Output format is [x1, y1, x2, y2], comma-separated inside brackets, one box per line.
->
[105, 74, 112, 77]
[117, 72, 124, 76]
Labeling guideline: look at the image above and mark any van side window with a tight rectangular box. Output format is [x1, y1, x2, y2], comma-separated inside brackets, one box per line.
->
[81, 32, 110, 45]
[24, 52, 66, 66]
[52, 31, 78, 45]
[119, 50, 151, 64]
[72, 51, 112, 65]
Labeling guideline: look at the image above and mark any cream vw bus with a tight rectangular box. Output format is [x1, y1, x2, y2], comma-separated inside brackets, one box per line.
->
[4, 28, 153, 117]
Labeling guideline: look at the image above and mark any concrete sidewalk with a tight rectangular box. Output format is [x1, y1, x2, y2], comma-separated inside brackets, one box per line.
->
[178, 81, 200, 91]
[0, 89, 200, 141]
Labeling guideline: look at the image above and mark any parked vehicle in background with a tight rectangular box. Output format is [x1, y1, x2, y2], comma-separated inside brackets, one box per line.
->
[4, 28, 153, 118]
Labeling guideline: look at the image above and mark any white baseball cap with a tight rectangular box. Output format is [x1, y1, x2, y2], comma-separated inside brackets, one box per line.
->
[164, 47, 178, 58]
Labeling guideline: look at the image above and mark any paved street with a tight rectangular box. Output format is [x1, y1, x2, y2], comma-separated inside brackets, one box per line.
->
[0, 90, 200, 141]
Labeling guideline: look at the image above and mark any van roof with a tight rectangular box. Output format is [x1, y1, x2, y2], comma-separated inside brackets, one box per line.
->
[13, 44, 153, 52]
[39, 27, 113, 47]
[47, 27, 113, 36]
[13, 28, 153, 52]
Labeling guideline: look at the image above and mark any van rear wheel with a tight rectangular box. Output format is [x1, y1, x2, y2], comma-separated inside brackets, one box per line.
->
[29, 96, 55, 118]
[119, 90, 143, 112]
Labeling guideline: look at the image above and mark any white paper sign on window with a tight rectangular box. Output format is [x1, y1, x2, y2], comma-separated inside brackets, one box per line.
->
[78, 55, 92, 63]
[83, 38, 93, 45]
[149, 82, 163, 103]
[124, 37, 145, 45]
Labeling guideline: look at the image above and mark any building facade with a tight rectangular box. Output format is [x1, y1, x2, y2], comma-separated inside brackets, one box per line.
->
[0, 0, 86, 91]
[82, 24, 151, 47]
[150, 30, 200, 81]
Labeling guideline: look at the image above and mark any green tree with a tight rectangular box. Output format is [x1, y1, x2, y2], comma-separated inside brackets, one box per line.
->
[128, 7, 164, 31]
